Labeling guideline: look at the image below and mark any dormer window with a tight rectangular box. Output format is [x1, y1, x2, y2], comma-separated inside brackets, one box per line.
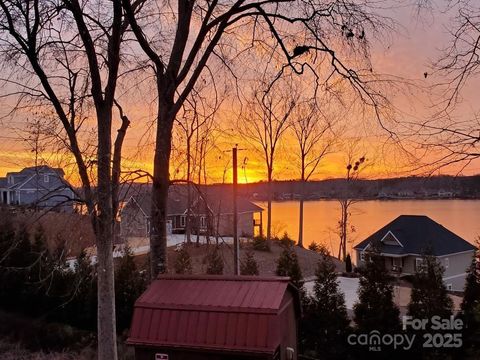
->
[380, 231, 403, 247]
[44, 175, 49, 183]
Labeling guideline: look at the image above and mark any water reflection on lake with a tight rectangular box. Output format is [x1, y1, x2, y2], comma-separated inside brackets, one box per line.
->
[256, 200, 480, 256]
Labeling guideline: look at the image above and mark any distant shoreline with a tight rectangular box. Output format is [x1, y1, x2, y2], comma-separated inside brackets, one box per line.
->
[251, 196, 480, 202]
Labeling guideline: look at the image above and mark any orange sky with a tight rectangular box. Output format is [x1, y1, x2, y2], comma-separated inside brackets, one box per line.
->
[1, 3, 480, 185]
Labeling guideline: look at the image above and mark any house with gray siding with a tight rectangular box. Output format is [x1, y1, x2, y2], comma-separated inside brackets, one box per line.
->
[0, 165, 74, 211]
[120, 185, 264, 239]
[354, 215, 476, 291]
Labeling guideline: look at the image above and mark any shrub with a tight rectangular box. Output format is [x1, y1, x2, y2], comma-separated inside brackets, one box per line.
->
[308, 242, 320, 252]
[252, 235, 270, 251]
[240, 251, 259, 275]
[276, 247, 303, 291]
[408, 253, 453, 320]
[205, 247, 224, 275]
[174, 246, 193, 274]
[301, 253, 350, 358]
[279, 232, 295, 248]
[345, 253, 352, 273]
[115, 246, 147, 332]
[353, 250, 400, 333]
[308, 242, 330, 256]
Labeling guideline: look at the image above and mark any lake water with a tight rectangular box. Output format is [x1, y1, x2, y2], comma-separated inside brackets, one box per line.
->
[256, 200, 480, 257]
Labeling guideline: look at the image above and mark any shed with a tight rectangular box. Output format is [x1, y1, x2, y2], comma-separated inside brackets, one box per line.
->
[127, 275, 301, 360]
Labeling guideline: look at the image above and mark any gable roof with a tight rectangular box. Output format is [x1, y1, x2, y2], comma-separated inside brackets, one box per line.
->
[1, 165, 67, 190]
[123, 184, 263, 217]
[127, 275, 300, 354]
[354, 215, 476, 256]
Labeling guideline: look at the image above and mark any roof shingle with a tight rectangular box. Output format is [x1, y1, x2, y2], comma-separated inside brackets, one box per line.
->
[354, 215, 476, 256]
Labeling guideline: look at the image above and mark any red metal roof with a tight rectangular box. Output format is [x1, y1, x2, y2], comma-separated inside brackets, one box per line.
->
[127, 275, 299, 355]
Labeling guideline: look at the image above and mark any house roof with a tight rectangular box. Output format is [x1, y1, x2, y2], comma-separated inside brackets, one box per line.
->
[124, 184, 263, 217]
[2, 165, 67, 190]
[354, 215, 476, 256]
[6, 165, 64, 178]
[127, 275, 300, 354]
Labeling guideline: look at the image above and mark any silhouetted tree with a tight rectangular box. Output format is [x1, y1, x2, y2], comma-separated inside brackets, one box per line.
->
[174, 246, 193, 274]
[240, 251, 259, 276]
[460, 251, 480, 358]
[115, 246, 147, 332]
[345, 253, 353, 273]
[205, 247, 224, 275]
[276, 246, 304, 292]
[301, 253, 350, 359]
[0, 0, 136, 355]
[408, 253, 453, 320]
[462, 251, 480, 319]
[354, 251, 400, 333]
[63, 251, 97, 331]
[292, 100, 334, 248]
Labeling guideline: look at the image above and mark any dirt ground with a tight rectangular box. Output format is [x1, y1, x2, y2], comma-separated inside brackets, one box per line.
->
[134, 239, 345, 277]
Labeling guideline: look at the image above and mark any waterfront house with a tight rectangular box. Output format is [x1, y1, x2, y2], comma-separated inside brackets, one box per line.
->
[354, 215, 476, 291]
[128, 275, 301, 360]
[120, 185, 264, 238]
[0, 165, 74, 211]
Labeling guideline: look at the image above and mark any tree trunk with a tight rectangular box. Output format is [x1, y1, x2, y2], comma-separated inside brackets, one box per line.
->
[95, 108, 117, 360]
[298, 182, 305, 248]
[266, 168, 272, 245]
[298, 159, 305, 247]
[150, 97, 175, 279]
[186, 138, 192, 244]
[342, 203, 348, 261]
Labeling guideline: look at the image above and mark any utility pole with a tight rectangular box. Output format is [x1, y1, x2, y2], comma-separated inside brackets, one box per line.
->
[232, 145, 239, 275]
[226, 144, 245, 275]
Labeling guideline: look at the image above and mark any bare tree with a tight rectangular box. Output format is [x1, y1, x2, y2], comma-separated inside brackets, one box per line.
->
[405, 1, 480, 171]
[337, 149, 366, 261]
[292, 100, 335, 247]
[240, 79, 297, 245]
[175, 84, 219, 244]
[122, 0, 400, 278]
[0, 1, 139, 358]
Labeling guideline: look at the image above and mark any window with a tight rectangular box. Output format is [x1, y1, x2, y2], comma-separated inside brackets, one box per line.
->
[44, 174, 49, 183]
[360, 252, 365, 262]
[446, 284, 452, 291]
[445, 258, 449, 269]
[200, 216, 206, 228]
[180, 215, 186, 227]
[415, 258, 425, 271]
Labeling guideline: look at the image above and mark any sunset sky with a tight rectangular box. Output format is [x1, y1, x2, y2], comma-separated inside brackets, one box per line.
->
[1, 1, 479, 185]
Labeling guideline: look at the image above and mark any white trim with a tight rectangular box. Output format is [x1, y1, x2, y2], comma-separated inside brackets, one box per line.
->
[12, 174, 36, 190]
[362, 242, 372, 252]
[353, 249, 475, 258]
[380, 231, 404, 247]
[436, 250, 475, 258]
[446, 284, 452, 291]
[443, 272, 467, 281]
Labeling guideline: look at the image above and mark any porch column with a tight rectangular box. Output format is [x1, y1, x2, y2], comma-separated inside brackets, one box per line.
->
[259, 211, 263, 237]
